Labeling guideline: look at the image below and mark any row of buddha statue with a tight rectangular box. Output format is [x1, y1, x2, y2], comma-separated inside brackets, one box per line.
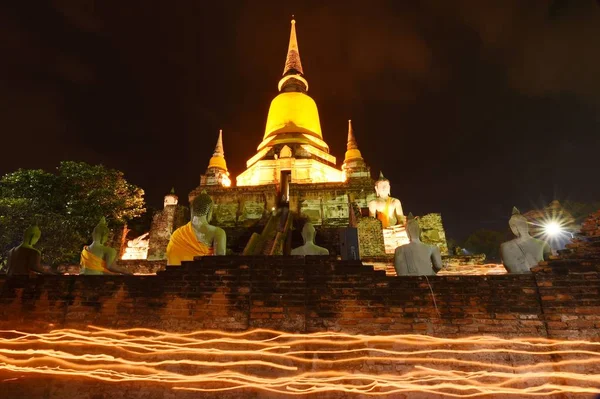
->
[4, 179, 551, 276]
[5, 217, 132, 276]
[368, 173, 551, 275]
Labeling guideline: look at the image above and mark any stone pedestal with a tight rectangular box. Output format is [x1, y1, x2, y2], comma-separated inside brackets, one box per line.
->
[382, 225, 409, 254]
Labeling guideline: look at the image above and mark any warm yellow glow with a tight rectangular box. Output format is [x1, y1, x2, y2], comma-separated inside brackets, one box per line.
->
[383, 225, 410, 254]
[300, 144, 336, 164]
[220, 173, 231, 187]
[344, 148, 362, 162]
[1, 327, 600, 396]
[263, 92, 322, 141]
[208, 156, 227, 171]
[278, 74, 309, 92]
[237, 158, 344, 186]
[246, 147, 270, 168]
[121, 233, 149, 260]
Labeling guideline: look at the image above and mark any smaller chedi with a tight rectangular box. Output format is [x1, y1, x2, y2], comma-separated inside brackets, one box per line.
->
[501, 207, 551, 273]
[368, 172, 405, 228]
[166, 191, 226, 265]
[80, 217, 131, 275]
[6, 225, 54, 276]
[291, 222, 329, 255]
[394, 213, 443, 276]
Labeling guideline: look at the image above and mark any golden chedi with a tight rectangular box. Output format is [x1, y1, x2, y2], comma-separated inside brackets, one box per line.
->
[237, 19, 343, 187]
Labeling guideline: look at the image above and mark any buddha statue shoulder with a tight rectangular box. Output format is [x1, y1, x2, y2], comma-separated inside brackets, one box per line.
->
[167, 191, 226, 265]
[368, 172, 405, 228]
[6, 225, 54, 276]
[500, 207, 551, 273]
[80, 217, 132, 275]
[291, 222, 329, 256]
[394, 213, 443, 276]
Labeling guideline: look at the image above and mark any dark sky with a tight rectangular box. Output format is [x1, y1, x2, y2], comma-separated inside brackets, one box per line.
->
[1, 0, 599, 240]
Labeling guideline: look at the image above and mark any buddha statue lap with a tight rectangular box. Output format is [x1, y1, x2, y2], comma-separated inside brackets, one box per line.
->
[291, 222, 329, 256]
[500, 207, 551, 273]
[166, 191, 226, 265]
[6, 225, 54, 276]
[394, 213, 443, 276]
[80, 217, 132, 275]
[368, 172, 405, 228]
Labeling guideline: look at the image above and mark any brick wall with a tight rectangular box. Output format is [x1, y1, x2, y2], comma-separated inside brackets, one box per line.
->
[1, 256, 598, 340]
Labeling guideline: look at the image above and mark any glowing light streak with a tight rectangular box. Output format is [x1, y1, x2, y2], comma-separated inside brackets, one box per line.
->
[1, 327, 599, 396]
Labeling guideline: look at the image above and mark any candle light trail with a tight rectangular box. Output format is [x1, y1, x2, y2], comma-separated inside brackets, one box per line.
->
[1, 327, 599, 396]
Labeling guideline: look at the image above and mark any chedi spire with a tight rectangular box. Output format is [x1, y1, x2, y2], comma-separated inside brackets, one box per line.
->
[347, 119, 358, 151]
[344, 119, 363, 162]
[213, 129, 224, 158]
[278, 18, 309, 92]
[283, 18, 303, 76]
[208, 130, 227, 172]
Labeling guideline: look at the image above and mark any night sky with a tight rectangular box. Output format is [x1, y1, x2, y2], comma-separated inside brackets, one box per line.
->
[1, 1, 599, 240]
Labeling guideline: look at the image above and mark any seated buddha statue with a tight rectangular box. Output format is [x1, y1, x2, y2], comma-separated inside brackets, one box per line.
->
[166, 191, 226, 265]
[500, 207, 551, 273]
[368, 172, 405, 228]
[80, 217, 132, 275]
[6, 225, 54, 276]
[291, 222, 329, 256]
[394, 213, 443, 276]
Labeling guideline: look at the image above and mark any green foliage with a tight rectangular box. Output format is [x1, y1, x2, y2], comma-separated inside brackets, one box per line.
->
[0, 161, 145, 266]
[463, 229, 510, 261]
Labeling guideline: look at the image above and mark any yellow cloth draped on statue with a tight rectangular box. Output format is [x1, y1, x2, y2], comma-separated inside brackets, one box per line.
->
[80, 246, 111, 274]
[377, 197, 393, 228]
[166, 222, 214, 266]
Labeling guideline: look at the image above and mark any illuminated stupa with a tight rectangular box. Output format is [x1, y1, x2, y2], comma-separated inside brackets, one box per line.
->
[236, 19, 344, 186]
[183, 18, 447, 258]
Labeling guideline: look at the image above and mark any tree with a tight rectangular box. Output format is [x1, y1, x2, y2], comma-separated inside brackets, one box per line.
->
[0, 161, 145, 267]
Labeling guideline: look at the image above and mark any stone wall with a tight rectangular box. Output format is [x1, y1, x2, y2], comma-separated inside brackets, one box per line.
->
[2, 255, 598, 339]
[1, 256, 599, 398]
[564, 209, 600, 259]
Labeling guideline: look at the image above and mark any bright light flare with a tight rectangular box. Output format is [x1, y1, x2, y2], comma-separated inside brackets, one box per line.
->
[543, 221, 563, 237]
[1, 327, 600, 396]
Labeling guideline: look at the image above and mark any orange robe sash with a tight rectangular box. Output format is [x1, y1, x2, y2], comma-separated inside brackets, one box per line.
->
[80, 246, 111, 274]
[166, 222, 213, 265]
[377, 197, 393, 228]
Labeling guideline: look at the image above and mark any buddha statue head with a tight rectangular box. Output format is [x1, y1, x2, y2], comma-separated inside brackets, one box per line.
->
[23, 225, 41, 247]
[508, 207, 530, 238]
[406, 213, 421, 242]
[375, 172, 391, 199]
[301, 222, 317, 244]
[92, 217, 110, 245]
[191, 190, 214, 223]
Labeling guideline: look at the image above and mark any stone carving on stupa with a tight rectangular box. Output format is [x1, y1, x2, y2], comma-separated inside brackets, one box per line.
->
[500, 207, 551, 273]
[394, 213, 443, 276]
[291, 222, 329, 255]
[6, 225, 55, 276]
[166, 191, 226, 265]
[80, 217, 132, 275]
